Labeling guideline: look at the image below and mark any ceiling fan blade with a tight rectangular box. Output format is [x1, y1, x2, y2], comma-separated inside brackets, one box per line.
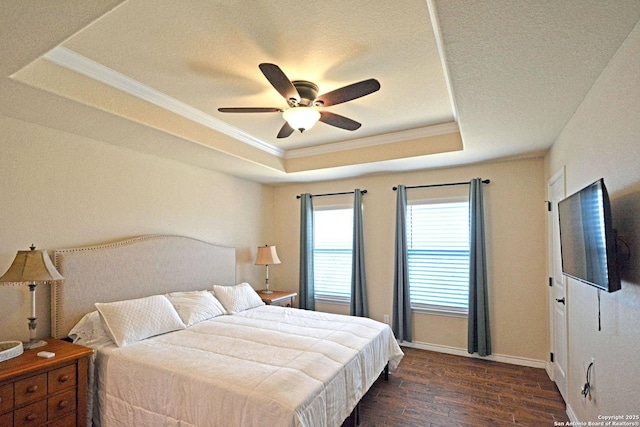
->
[315, 78, 380, 107]
[259, 63, 300, 104]
[218, 107, 283, 113]
[319, 111, 361, 131]
[277, 122, 295, 139]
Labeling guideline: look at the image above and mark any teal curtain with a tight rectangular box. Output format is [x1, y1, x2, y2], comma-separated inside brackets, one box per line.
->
[299, 193, 315, 310]
[392, 185, 412, 341]
[350, 189, 368, 317]
[468, 178, 491, 356]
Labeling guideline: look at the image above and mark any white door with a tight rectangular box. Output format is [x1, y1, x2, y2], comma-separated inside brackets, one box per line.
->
[548, 169, 567, 402]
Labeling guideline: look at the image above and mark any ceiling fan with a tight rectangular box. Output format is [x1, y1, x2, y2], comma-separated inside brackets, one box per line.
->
[218, 63, 380, 138]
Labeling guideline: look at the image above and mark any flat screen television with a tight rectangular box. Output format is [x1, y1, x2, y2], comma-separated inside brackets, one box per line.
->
[558, 178, 621, 292]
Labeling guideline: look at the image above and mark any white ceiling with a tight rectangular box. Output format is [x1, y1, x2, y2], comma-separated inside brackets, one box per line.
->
[2, 1, 640, 184]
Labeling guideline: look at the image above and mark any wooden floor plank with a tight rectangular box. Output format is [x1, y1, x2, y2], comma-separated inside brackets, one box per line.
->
[359, 347, 569, 426]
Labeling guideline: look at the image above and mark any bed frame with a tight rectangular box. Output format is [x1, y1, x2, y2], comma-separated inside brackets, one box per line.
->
[51, 235, 236, 339]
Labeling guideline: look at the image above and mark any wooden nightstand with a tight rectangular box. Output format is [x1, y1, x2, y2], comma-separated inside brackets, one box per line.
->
[257, 290, 297, 307]
[0, 339, 93, 427]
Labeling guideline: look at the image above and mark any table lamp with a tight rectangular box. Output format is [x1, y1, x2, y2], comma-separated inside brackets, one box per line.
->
[255, 245, 281, 294]
[0, 245, 64, 349]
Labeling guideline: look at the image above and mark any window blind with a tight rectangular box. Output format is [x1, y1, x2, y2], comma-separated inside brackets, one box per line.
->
[314, 208, 353, 301]
[407, 201, 470, 314]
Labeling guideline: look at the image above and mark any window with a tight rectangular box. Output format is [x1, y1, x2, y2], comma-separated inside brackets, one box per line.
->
[314, 208, 353, 302]
[407, 199, 470, 315]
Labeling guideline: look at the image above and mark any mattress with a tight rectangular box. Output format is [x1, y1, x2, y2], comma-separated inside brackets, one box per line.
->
[93, 305, 404, 427]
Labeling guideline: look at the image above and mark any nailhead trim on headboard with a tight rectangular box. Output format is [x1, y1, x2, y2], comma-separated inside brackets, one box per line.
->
[51, 234, 236, 339]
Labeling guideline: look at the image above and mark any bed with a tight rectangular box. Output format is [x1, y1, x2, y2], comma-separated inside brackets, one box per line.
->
[51, 235, 404, 427]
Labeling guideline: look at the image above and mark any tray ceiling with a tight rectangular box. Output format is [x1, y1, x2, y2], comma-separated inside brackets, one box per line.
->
[3, 1, 640, 182]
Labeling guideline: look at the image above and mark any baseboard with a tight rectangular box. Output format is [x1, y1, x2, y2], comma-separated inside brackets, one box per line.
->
[545, 361, 554, 381]
[400, 340, 547, 369]
[566, 404, 578, 423]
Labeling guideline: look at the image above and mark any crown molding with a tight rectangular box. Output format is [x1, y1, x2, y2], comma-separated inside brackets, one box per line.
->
[426, 0, 458, 123]
[43, 46, 459, 162]
[43, 46, 285, 157]
[284, 122, 460, 159]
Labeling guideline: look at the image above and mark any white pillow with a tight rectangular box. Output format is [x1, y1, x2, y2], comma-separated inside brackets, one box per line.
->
[166, 290, 227, 326]
[95, 295, 186, 347]
[212, 283, 264, 314]
[68, 310, 113, 348]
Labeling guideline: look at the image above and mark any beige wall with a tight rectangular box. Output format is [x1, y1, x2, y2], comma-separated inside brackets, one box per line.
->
[1, 112, 549, 365]
[545, 20, 640, 420]
[0, 115, 273, 342]
[272, 157, 549, 362]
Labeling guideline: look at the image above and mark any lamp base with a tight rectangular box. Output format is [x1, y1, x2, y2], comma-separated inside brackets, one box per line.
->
[23, 339, 47, 350]
[261, 290, 273, 294]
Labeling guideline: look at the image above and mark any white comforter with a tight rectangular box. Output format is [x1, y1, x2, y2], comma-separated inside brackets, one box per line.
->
[95, 306, 404, 427]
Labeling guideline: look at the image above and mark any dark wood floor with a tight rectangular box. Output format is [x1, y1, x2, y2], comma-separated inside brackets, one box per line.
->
[358, 347, 569, 426]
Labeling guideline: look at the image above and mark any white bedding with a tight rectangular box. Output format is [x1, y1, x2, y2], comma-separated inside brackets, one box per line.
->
[93, 305, 403, 427]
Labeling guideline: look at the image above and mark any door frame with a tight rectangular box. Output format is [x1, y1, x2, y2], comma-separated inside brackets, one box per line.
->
[547, 167, 567, 402]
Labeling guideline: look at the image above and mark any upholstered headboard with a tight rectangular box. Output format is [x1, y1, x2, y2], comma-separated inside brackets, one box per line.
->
[51, 235, 236, 339]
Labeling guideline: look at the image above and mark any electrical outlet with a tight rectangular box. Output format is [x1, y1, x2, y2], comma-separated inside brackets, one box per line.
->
[383, 314, 390, 324]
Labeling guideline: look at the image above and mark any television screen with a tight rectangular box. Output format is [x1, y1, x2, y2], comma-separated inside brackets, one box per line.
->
[558, 179, 620, 292]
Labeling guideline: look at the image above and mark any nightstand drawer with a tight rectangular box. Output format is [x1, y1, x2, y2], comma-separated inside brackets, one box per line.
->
[0, 411, 12, 426]
[50, 412, 76, 427]
[15, 373, 47, 406]
[14, 398, 46, 426]
[271, 297, 294, 307]
[49, 387, 77, 420]
[0, 382, 13, 413]
[49, 363, 77, 394]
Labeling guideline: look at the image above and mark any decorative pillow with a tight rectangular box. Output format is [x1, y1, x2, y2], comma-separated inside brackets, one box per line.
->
[95, 295, 186, 347]
[166, 290, 227, 326]
[212, 282, 264, 314]
[68, 310, 113, 347]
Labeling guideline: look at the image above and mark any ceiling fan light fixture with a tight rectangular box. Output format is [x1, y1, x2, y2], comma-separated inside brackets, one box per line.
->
[283, 107, 321, 132]
[219, 64, 379, 138]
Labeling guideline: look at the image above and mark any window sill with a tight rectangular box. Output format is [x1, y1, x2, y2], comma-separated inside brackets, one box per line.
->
[314, 295, 350, 305]
[411, 305, 468, 318]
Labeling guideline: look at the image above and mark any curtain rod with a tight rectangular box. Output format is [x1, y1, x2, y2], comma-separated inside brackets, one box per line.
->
[392, 179, 490, 191]
[296, 189, 367, 199]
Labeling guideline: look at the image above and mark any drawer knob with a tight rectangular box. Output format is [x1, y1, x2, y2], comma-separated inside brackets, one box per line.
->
[58, 374, 70, 383]
[58, 400, 69, 409]
[26, 385, 38, 393]
[26, 413, 37, 421]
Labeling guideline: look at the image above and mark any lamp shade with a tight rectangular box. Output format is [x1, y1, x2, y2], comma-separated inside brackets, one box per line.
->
[0, 248, 64, 284]
[282, 107, 321, 132]
[255, 245, 281, 266]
